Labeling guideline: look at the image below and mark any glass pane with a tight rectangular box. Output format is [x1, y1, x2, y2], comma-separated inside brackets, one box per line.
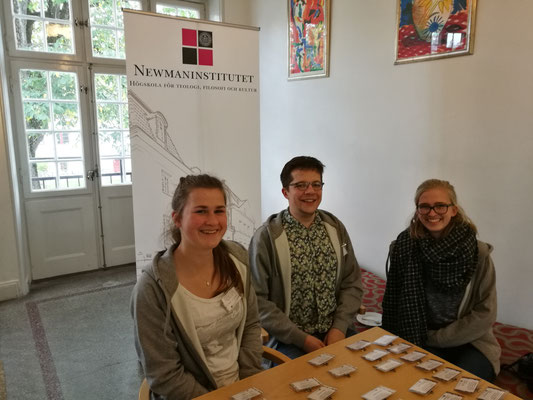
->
[30, 161, 57, 190]
[51, 72, 77, 100]
[46, 22, 73, 54]
[120, 75, 127, 101]
[116, 0, 142, 28]
[27, 132, 54, 159]
[53, 102, 79, 130]
[100, 158, 123, 185]
[89, 0, 115, 26]
[117, 30, 125, 59]
[97, 103, 120, 129]
[12, 0, 41, 16]
[124, 158, 132, 183]
[44, 0, 70, 20]
[123, 133, 130, 156]
[95, 74, 118, 101]
[91, 27, 117, 58]
[156, 5, 178, 16]
[23, 101, 50, 130]
[99, 131, 122, 157]
[15, 18, 45, 51]
[20, 70, 48, 99]
[120, 103, 129, 128]
[56, 132, 82, 158]
[58, 161, 85, 189]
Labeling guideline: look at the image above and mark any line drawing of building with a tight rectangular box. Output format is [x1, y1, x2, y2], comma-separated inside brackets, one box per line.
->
[128, 89, 256, 271]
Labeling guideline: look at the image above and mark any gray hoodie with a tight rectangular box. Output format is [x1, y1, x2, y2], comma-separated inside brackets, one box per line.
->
[131, 241, 263, 400]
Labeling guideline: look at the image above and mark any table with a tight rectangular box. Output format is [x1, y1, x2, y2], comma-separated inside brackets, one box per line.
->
[196, 327, 520, 399]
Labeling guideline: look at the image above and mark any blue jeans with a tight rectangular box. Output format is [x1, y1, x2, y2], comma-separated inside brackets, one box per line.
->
[424, 343, 496, 382]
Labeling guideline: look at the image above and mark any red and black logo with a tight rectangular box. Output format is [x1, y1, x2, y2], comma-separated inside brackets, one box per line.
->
[182, 28, 213, 66]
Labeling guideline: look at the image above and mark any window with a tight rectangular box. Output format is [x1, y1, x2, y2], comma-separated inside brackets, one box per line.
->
[155, 1, 204, 19]
[20, 69, 85, 190]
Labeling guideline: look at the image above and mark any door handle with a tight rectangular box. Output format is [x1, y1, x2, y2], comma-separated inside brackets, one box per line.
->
[87, 168, 99, 181]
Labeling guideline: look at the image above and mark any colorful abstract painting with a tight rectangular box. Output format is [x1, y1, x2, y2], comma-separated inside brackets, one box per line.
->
[395, 0, 477, 64]
[288, 0, 330, 80]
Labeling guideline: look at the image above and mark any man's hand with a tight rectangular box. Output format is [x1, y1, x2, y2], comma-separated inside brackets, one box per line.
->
[303, 334, 325, 353]
[324, 328, 345, 346]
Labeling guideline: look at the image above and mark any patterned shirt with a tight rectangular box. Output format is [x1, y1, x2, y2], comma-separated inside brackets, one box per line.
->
[282, 210, 338, 334]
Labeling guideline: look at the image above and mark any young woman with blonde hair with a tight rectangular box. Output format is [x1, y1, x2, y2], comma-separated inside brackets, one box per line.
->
[382, 179, 500, 381]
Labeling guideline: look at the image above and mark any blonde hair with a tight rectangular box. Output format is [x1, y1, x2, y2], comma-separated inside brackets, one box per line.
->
[409, 179, 477, 239]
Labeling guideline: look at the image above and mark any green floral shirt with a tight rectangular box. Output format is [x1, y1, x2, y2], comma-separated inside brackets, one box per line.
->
[282, 210, 338, 334]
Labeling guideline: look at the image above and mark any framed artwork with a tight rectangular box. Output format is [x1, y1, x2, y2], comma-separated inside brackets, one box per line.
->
[395, 0, 477, 65]
[288, 0, 330, 80]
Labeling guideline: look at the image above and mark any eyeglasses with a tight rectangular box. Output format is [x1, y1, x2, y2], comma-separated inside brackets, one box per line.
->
[417, 203, 453, 215]
[288, 181, 325, 191]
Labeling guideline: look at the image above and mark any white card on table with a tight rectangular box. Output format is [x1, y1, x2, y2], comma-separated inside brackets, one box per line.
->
[409, 378, 438, 395]
[416, 359, 444, 371]
[362, 349, 389, 361]
[388, 343, 412, 354]
[373, 335, 398, 346]
[375, 358, 404, 372]
[346, 340, 371, 351]
[400, 350, 427, 362]
[433, 367, 461, 381]
[477, 387, 506, 400]
[328, 364, 357, 377]
[438, 392, 464, 400]
[455, 377, 480, 393]
[308, 353, 335, 366]
[290, 378, 321, 392]
[231, 387, 263, 400]
[361, 385, 396, 400]
[307, 385, 337, 400]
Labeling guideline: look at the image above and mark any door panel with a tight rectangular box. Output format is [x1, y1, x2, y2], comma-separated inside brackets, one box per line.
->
[100, 185, 135, 266]
[26, 196, 99, 279]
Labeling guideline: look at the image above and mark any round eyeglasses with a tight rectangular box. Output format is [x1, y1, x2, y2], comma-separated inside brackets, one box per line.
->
[417, 204, 453, 215]
[288, 181, 324, 191]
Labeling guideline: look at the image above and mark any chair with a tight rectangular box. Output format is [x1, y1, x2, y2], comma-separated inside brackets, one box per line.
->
[138, 346, 290, 399]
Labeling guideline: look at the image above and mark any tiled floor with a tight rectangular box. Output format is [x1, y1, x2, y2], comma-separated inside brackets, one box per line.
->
[0, 265, 143, 400]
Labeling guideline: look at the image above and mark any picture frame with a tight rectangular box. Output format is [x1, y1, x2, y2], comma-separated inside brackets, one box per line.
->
[395, 0, 477, 65]
[288, 0, 330, 80]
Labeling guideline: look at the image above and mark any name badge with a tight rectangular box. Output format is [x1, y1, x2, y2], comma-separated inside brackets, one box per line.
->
[221, 287, 241, 312]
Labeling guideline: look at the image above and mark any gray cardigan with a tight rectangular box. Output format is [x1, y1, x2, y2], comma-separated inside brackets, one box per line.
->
[425, 241, 501, 374]
[131, 241, 263, 400]
[248, 209, 363, 349]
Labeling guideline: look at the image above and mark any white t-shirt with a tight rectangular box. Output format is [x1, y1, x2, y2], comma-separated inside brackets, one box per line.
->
[176, 285, 244, 388]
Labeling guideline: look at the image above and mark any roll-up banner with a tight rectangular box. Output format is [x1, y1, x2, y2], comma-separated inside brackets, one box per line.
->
[123, 10, 260, 275]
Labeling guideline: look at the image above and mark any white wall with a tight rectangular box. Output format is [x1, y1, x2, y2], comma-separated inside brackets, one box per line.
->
[248, 1, 533, 330]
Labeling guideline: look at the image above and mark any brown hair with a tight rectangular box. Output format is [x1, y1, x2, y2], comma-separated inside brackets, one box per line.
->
[409, 179, 477, 239]
[170, 174, 243, 294]
[280, 156, 325, 188]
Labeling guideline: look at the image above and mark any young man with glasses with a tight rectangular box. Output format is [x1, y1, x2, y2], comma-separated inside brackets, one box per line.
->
[249, 156, 363, 358]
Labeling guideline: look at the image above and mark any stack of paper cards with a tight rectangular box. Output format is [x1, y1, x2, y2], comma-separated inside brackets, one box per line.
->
[437, 392, 464, 400]
[374, 359, 404, 372]
[400, 350, 427, 362]
[416, 359, 444, 371]
[361, 385, 396, 400]
[388, 343, 412, 354]
[362, 349, 389, 361]
[455, 377, 480, 393]
[231, 387, 263, 400]
[307, 385, 337, 400]
[373, 335, 398, 346]
[346, 340, 371, 351]
[409, 378, 438, 395]
[477, 387, 506, 400]
[290, 378, 321, 392]
[308, 353, 335, 366]
[328, 364, 357, 377]
[433, 368, 461, 382]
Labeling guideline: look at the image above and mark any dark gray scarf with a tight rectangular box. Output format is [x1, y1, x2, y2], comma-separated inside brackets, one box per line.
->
[382, 224, 478, 345]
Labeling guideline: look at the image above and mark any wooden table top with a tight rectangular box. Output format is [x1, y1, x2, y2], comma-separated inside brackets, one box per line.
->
[196, 327, 519, 400]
